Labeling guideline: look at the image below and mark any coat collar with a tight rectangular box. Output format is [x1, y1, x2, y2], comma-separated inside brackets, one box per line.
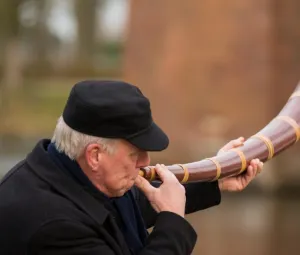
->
[26, 139, 110, 225]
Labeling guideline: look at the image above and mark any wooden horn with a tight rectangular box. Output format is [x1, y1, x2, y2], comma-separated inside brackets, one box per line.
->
[139, 82, 300, 183]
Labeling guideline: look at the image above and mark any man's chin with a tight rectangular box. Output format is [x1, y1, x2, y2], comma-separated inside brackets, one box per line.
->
[112, 189, 127, 197]
[111, 184, 135, 197]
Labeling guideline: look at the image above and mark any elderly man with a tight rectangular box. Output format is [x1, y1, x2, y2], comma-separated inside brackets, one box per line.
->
[0, 80, 262, 255]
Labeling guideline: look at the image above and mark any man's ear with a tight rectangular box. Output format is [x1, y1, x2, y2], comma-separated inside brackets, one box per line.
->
[85, 143, 103, 171]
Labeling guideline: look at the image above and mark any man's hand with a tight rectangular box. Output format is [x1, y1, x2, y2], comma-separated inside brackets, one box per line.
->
[217, 137, 264, 192]
[134, 164, 186, 218]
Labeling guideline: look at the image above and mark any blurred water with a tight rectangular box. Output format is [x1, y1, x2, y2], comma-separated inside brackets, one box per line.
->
[0, 156, 23, 177]
[0, 138, 299, 255]
[188, 194, 300, 255]
[0, 136, 36, 178]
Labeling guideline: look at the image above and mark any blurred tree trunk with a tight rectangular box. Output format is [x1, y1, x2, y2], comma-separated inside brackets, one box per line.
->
[123, 0, 300, 188]
[74, 0, 98, 74]
[0, 0, 22, 145]
[0, 0, 23, 90]
[30, 0, 52, 74]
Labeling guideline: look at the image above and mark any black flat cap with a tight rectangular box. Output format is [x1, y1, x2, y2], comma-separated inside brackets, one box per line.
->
[62, 80, 169, 151]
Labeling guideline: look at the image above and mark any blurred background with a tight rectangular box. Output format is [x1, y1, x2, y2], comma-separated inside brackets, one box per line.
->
[0, 0, 300, 254]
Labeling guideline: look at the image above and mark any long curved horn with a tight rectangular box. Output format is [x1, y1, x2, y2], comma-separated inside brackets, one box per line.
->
[139, 82, 300, 183]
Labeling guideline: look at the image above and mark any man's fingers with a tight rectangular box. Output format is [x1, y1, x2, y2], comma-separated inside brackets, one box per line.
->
[257, 161, 263, 174]
[154, 164, 176, 182]
[249, 158, 263, 175]
[232, 137, 245, 147]
[134, 175, 156, 194]
[221, 137, 245, 152]
[245, 165, 254, 180]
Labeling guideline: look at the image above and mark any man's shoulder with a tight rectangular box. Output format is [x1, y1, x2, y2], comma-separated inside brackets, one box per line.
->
[0, 150, 92, 227]
[0, 167, 95, 246]
[0, 161, 84, 218]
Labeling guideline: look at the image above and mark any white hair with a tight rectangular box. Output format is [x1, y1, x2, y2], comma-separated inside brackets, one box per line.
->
[51, 116, 117, 159]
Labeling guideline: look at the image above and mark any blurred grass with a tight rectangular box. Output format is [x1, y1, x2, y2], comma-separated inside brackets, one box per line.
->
[1, 78, 88, 137]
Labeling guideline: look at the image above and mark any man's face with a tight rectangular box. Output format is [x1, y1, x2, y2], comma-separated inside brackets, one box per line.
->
[95, 140, 150, 197]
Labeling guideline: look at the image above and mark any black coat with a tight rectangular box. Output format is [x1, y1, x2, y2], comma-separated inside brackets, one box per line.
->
[0, 140, 221, 255]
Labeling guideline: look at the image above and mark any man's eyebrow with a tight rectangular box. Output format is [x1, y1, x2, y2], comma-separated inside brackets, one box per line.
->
[129, 149, 139, 154]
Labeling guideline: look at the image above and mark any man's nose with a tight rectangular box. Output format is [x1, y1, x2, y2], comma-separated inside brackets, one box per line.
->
[137, 151, 150, 167]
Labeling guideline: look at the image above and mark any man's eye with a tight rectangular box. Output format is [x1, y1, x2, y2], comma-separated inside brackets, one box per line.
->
[130, 151, 139, 157]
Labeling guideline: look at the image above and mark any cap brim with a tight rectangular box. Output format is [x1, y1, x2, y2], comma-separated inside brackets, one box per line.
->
[126, 122, 169, 151]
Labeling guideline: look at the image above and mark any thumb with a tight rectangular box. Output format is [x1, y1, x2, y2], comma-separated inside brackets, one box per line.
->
[134, 175, 156, 195]
[232, 137, 245, 147]
[222, 137, 245, 151]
